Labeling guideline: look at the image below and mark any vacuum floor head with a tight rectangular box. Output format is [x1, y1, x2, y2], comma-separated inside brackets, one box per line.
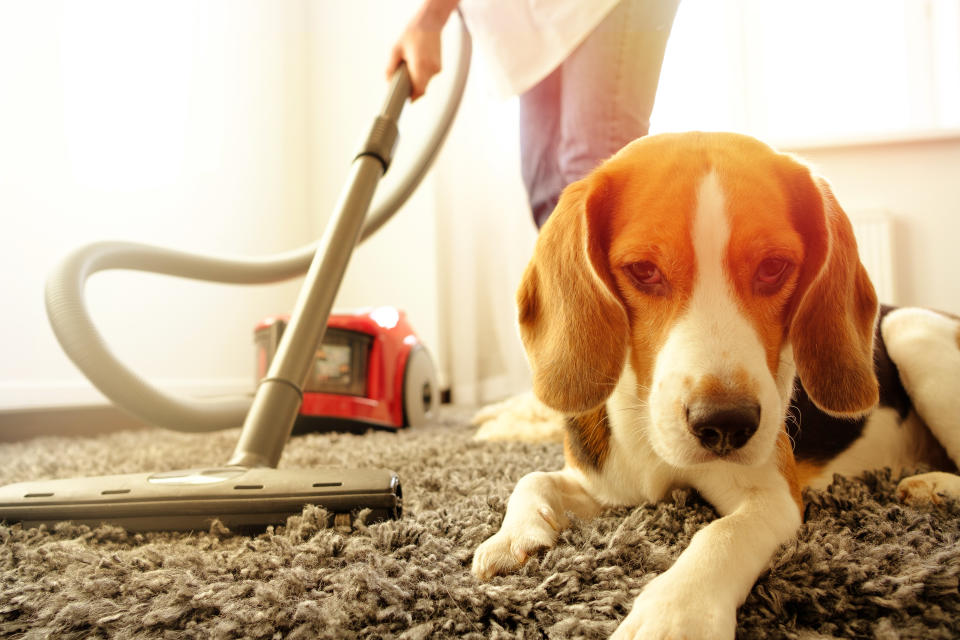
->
[0, 466, 401, 532]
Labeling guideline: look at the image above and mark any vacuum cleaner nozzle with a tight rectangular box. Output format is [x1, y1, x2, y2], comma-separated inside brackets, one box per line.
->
[0, 466, 401, 533]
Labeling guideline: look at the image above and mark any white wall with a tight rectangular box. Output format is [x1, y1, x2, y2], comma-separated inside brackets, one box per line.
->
[0, 1, 311, 409]
[789, 138, 960, 312]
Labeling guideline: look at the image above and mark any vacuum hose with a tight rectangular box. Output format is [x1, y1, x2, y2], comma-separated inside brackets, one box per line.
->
[45, 16, 471, 434]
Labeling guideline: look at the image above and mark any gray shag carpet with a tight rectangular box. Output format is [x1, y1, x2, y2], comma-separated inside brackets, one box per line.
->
[1, 406, 959, 639]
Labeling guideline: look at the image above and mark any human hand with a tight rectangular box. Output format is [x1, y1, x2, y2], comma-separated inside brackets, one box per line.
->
[386, 1, 455, 101]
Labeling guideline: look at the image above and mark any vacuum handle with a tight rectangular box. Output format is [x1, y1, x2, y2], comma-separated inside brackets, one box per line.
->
[360, 15, 471, 241]
[352, 63, 410, 173]
[383, 62, 413, 122]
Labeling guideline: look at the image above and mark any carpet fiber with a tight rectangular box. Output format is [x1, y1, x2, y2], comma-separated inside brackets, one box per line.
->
[1, 407, 958, 639]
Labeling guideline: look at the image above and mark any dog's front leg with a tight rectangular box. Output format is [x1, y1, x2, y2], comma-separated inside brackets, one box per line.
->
[472, 468, 603, 580]
[611, 485, 801, 640]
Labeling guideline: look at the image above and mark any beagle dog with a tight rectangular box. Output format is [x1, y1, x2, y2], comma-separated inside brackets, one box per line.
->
[471, 132, 960, 639]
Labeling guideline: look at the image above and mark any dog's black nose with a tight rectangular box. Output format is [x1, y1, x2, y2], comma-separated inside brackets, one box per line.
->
[687, 402, 760, 457]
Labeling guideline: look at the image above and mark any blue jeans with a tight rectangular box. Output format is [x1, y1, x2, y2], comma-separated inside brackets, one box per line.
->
[519, 0, 680, 228]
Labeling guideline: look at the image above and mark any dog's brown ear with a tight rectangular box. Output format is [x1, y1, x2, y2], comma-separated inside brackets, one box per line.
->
[786, 167, 879, 416]
[517, 175, 629, 414]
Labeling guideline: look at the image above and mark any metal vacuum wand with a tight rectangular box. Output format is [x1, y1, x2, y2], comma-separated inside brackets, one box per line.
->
[229, 67, 411, 469]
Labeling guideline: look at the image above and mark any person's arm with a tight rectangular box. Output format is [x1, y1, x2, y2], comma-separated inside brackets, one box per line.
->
[385, 0, 460, 101]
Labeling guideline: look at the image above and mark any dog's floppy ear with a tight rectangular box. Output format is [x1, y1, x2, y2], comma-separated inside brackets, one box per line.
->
[786, 166, 879, 417]
[517, 174, 629, 414]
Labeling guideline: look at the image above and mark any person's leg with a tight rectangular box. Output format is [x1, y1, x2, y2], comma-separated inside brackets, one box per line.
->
[519, 0, 679, 229]
[519, 65, 564, 229]
[558, 0, 680, 193]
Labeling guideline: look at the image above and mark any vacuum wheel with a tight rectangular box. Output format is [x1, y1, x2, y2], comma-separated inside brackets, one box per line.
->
[402, 345, 439, 427]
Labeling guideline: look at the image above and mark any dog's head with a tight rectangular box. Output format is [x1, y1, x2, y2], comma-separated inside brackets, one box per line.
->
[517, 132, 878, 467]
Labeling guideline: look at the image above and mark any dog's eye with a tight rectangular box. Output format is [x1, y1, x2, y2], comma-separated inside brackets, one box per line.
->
[755, 258, 791, 294]
[625, 261, 667, 295]
[629, 261, 661, 284]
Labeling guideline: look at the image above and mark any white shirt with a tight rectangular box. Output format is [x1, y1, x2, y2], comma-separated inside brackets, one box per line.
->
[458, 0, 621, 97]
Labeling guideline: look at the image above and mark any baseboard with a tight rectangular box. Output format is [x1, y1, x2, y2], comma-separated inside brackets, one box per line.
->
[450, 375, 528, 406]
[0, 378, 254, 442]
[0, 379, 254, 411]
[0, 404, 150, 443]
[0, 380, 456, 443]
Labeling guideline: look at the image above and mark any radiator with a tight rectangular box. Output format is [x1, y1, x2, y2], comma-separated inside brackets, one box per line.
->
[850, 212, 895, 304]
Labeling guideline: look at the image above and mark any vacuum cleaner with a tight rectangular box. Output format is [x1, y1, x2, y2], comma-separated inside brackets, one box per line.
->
[0, 15, 471, 533]
[256, 307, 439, 433]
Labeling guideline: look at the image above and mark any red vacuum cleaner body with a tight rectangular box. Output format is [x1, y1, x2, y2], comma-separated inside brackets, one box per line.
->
[255, 306, 437, 431]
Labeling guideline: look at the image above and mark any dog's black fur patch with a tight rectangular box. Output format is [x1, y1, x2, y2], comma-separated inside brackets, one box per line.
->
[788, 305, 911, 465]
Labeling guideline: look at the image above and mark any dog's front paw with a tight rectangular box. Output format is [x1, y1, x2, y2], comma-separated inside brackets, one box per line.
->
[611, 573, 736, 640]
[471, 507, 562, 580]
[897, 471, 960, 506]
